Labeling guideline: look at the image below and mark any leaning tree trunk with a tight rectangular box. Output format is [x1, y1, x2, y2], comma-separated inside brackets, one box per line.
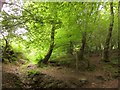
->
[79, 31, 86, 60]
[103, 2, 114, 62]
[42, 25, 55, 64]
[1, 33, 9, 57]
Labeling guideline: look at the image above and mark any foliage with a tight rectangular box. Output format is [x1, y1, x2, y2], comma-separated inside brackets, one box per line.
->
[27, 70, 40, 77]
[0, 2, 119, 64]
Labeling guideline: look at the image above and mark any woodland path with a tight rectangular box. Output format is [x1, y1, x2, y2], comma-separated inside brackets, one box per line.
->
[2, 55, 119, 88]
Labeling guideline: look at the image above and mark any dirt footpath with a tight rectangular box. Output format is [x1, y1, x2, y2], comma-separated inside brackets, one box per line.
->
[2, 62, 119, 88]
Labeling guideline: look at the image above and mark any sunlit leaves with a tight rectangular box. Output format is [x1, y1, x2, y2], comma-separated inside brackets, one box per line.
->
[1, 2, 118, 63]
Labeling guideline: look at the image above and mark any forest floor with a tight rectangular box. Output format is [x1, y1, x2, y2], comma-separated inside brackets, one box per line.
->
[2, 50, 119, 88]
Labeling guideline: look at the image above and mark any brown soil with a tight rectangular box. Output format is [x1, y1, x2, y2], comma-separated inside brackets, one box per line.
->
[38, 54, 119, 88]
[1, 53, 119, 88]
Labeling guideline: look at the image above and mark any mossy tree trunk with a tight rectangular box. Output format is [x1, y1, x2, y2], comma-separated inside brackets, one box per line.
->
[42, 25, 55, 64]
[67, 41, 74, 55]
[1, 33, 9, 62]
[103, 2, 114, 62]
[118, 2, 120, 50]
[118, 1, 120, 57]
[79, 31, 86, 60]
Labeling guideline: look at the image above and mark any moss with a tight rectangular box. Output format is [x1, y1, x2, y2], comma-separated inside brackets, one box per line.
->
[87, 64, 96, 71]
[37, 62, 48, 68]
[103, 64, 118, 78]
[27, 70, 40, 77]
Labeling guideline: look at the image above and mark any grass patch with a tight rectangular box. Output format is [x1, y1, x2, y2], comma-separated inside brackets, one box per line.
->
[110, 57, 119, 65]
[87, 64, 96, 71]
[27, 70, 40, 77]
[103, 64, 118, 78]
[37, 62, 48, 68]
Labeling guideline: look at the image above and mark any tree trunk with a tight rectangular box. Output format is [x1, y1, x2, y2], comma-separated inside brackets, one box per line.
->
[42, 25, 55, 64]
[79, 31, 86, 60]
[110, 42, 114, 50]
[118, 1, 120, 52]
[118, 1, 120, 58]
[75, 51, 79, 71]
[67, 41, 73, 55]
[3, 38, 8, 56]
[2, 36, 11, 62]
[1, 33, 9, 58]
[103, 2, 114, 62]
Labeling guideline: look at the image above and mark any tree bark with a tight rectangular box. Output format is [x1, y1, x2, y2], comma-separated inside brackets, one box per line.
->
[1, 33, 9, 57]
[118, 1, 120, 52]
[110, 41, 114, 50]
[103, 2, 114, 62]
[79, 31, 86, 60]
[118, 1, 120, 58]
[42, 25, 55, 64]
[75, 51, 79, 71]
[67, 41, 73, 55]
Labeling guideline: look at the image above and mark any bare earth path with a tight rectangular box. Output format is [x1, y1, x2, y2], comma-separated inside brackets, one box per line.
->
[40, 65, 118, 88]
[2, 55, 119, 88]
[39, 55, 118, 88]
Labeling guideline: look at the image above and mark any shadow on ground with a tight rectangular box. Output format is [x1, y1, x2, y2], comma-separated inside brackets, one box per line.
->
[2, 72, 23, 88]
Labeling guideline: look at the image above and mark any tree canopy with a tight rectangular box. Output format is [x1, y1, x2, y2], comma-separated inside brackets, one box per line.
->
[0, 1, 119, 64]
